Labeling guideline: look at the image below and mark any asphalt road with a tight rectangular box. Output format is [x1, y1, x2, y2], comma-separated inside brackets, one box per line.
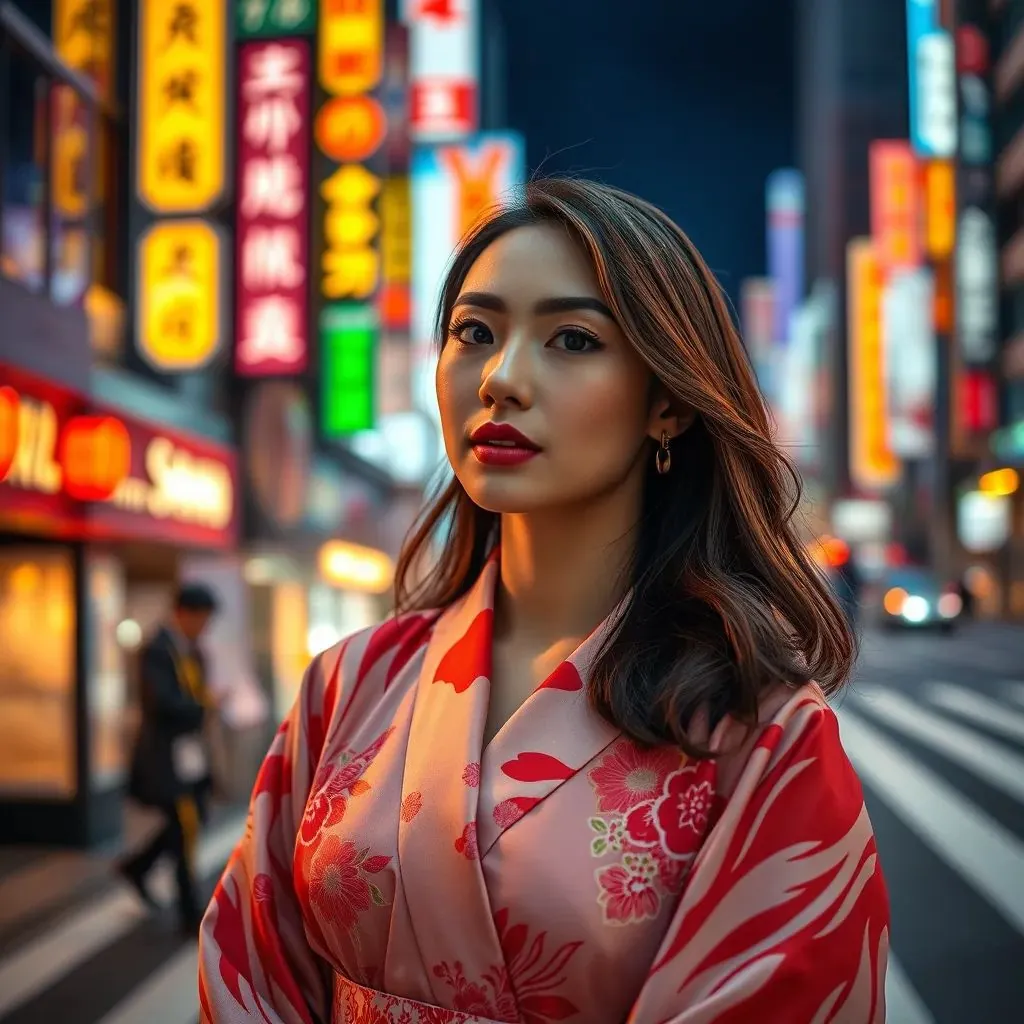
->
[838, 619, 1024, 1024]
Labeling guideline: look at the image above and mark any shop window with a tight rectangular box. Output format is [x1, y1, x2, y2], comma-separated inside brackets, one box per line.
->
[0, 546, 77, 798]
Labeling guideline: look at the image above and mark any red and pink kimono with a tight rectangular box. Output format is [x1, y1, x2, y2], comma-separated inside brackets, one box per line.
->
[199, 555, 890, 1022]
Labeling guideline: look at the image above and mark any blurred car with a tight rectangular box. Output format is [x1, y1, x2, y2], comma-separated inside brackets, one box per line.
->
[878, 567, 963, 632]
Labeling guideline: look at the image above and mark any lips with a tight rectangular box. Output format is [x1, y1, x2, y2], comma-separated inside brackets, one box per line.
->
[469, 422, 541, 467]
[469, 422, 540, 449]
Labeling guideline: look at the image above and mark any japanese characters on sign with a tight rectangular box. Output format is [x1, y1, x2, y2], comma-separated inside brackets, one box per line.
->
[317, 0, 386, 303]
[406, 0, 478, 142]
[137, 220, 224, 371]
[237, 0, 316, 39]
[869, 140, 922, 271]
[137, 0, 226, 214]
[236, 40, 313, 377]
[319, 0, 383, 96]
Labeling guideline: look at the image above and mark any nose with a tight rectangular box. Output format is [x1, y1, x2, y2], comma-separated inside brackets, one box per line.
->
[478, 334, 534, 409]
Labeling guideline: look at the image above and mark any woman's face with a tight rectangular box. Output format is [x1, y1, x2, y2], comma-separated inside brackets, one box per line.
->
[436, 223, 679, 515]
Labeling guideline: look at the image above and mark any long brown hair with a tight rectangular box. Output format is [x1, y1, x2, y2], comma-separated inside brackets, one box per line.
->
[394, 177, 855, 756]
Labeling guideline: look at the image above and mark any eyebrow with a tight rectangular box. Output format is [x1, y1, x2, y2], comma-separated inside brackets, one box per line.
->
[453, 291, 616, 320]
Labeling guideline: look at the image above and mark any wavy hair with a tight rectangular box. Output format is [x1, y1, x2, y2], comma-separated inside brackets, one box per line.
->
[394, 177, 854, 756]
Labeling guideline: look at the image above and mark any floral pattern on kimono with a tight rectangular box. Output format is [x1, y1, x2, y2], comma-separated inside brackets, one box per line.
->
[199, 553, 889, 1023]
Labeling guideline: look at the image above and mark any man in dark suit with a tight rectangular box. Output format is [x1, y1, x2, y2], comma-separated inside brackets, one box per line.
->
[119, 583, 220, 934]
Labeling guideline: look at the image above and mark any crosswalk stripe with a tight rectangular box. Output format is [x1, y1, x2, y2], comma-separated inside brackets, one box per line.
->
[837, 708, 1024, 934]
[884, 954, 935, 1024]
[96, 942, 199, 1024]
[0, 813, 242, 1019]
[1003, 681, 1024, 709]
[922, 682, 1024, 745]
[851, 687, 1024, 805]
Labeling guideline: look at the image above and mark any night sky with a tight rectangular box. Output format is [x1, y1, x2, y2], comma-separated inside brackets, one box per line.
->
[496, 0, 797, 305]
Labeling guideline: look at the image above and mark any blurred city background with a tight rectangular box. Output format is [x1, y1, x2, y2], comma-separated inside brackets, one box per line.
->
[0, 0, 1022, 1021]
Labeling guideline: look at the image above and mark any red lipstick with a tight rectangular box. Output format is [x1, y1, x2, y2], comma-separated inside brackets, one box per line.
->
[469, 422, 541, 467]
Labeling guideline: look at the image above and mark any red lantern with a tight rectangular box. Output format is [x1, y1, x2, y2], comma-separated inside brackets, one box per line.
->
[60, 415, 131, 501]
[0, 386, 18, 482]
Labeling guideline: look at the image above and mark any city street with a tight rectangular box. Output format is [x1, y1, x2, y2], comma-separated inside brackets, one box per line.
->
[0, 622, 1020, 1024]
[839, 621, 1024, 1024]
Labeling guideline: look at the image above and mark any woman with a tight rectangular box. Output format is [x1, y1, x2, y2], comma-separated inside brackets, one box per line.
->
[200, 179, 889, 1023]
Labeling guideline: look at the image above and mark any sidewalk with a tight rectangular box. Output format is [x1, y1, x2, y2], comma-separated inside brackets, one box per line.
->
[0, 803, 245, 1024]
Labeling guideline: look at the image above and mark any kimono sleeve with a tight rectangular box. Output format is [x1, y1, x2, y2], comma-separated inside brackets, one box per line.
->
[634, 697, 890, 1024]
[199, 648, 345, 1024]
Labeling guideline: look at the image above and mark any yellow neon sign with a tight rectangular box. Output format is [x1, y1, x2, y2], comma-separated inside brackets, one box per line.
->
[137, 220, 222, 370]
[321, 163, 382, 301]
[318, 0, 383, 97]
[137, 0, 225, 213]
[924, 161, 956, 260]
[847, 238, 899, 492]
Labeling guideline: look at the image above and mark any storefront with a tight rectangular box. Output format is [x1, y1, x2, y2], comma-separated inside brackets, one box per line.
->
[0, 362, 240, 846]
[239, 382, 395, 722]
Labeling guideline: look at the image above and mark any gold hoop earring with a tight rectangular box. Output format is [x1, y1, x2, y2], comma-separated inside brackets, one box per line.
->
[655, 431, 672, 475]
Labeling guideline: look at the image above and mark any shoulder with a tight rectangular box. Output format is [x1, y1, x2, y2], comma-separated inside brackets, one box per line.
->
[715, 683, 869, 838]
[141, 629, 173, 663]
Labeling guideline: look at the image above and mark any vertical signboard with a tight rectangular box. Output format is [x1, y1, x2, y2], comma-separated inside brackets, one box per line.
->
[411, 131, 525, 415]
[406, 0, 478, 142]
[956, 207, 998, 364]
[955, 23, 998, 371]
[869, 141, 922, 270]
[235, 40, 313, 377]
[237, 0, 316, 39]
[765, 169, 804, 350]
[923, 160, 955, 260]
[137, 0, 227, 214]
[315, 0, 385, 438]
[882, 268, 936, 457]
[847, 238, 899, 492]
[906, 0, 957, 159]
[136, 220, 224, 371]
[135, 0, 226, 373]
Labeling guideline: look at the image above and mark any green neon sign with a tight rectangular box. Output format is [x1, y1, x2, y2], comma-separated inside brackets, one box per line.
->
[320, 303, 377, 438]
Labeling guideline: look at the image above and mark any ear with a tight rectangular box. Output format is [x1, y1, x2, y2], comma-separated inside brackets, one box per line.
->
[646, 392, 696, 444]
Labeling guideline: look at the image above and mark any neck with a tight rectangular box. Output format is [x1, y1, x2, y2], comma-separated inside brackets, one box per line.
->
[495, 487, 641, 647]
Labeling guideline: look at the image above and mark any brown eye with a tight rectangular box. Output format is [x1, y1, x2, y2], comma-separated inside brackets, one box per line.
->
[450, 320, 494, 345]
[551, 329, 601, 353]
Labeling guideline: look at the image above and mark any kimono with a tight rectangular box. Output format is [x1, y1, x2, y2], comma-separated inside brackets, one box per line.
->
[199, 554, 890, 1023]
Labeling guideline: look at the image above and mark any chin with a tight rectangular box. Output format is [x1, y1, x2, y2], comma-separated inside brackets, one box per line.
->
[457, 466, 559, 515]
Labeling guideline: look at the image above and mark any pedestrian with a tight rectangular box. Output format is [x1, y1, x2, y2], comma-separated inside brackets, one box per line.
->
[120, 582, 219, 935]
[199, 179, 889, 1021]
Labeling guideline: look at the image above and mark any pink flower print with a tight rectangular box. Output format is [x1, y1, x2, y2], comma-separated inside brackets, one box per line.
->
[492, 796, 540, 830]
[587, 741, 683, 814]
[308, 836, 372, 932]
[462, 761, 481, 787]
[654, 764, 715, 859]
[596, 852, 661, 925]
[623, 800, 659, 848]
[298, 787, 341, 847]
[454, 822, 478, 860]
[653, 846, 689, 895]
